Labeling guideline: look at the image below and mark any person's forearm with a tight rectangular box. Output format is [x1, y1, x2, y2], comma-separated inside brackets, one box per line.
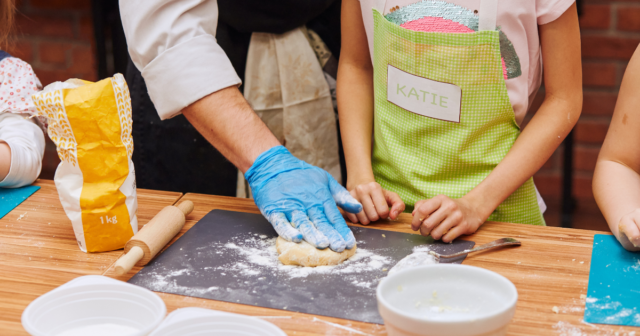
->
[337, 62, 376, 189]
[466, 96, 581, 219]
[182, 86, 281, 173]
[593, 160, 640, 247]
[0, 142, 10, 181]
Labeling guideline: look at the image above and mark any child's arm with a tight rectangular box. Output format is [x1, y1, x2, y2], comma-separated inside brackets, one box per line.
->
[593, 46, 640, 251]
[413, 4, 582, 242]
[0, 113, 45, 188]
[337, 0, 405, 225]
[0, 141, 10, 179]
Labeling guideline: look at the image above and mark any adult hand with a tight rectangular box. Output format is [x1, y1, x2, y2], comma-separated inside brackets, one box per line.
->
[617, 209, 640, 251]
[411, 195, 485, 243]
[246, 146, 363, 252]
[347, 182, 405, 225]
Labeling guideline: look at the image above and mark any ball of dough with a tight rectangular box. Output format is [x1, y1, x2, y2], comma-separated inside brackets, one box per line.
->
[275, 237, 357, 267]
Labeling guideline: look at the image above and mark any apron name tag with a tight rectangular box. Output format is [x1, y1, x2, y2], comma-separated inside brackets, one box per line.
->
[387, 65, 462, 123]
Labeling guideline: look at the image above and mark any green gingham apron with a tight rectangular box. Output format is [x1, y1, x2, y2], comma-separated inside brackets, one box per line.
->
[371, 1, 545, 225]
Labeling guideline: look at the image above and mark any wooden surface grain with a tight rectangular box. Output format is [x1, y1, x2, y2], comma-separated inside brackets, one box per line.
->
[102, 193, 640, 336]
[2, 183, 639, 335]
[0, 180, 183, 335]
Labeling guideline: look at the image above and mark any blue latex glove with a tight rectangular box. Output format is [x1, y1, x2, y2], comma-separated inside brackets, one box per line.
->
[246, 146, 363, 252]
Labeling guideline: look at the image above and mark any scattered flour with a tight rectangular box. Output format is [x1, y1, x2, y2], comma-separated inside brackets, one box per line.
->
[139, 235, 393, 294]
[388, 245, 437, 275]
[553, 321, 637, 336]
[219, 236, 393, 285]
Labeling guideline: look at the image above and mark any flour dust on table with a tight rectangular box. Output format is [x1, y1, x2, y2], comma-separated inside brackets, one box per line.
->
[128, 209, 474, 323]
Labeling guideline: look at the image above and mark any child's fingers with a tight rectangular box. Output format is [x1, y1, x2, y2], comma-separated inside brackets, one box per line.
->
[620, 216, 640, 248]
[370, 186, 391, 219]
[356, 210, 371, 225]
[419, 205, 452, 237]
[346, 212, 359, 224]
[442, 224, 466, 243]
[430, 212, 462, 241]
[384, 190, 405, 219]
[358, 192, 380, 221]
[411, 198, 442, 230]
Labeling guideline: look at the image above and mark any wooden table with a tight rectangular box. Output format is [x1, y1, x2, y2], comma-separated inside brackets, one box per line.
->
[2, 182, 639, 335]
[0, 180, 183, 335]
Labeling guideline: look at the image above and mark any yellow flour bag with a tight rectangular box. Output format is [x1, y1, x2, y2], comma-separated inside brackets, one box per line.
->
[32, 74, 137, 252]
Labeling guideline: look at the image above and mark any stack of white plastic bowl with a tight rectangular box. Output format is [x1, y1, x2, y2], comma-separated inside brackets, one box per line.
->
[22, 276, 166, 336]
[377, 264, 518, 336]
[22, 276, 287, 336]
[149, 308, 287, 336]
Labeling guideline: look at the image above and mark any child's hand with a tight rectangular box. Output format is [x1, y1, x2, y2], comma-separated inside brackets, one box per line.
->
[347, 182, 405, 225]
[617, 209, 640, 251]
[411, 195, 485, 243]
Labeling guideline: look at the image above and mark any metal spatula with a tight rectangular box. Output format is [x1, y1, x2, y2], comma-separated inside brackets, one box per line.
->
[388, 238, 521, 275]
[428, 237, 521, 261]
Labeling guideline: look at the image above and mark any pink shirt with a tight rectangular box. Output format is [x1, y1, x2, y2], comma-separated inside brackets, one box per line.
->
[359, 0, 575, 125]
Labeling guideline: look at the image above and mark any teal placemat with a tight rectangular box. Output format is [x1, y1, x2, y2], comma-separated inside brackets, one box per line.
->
[0, 185, 40, 219]
[585, 234, 640, 326]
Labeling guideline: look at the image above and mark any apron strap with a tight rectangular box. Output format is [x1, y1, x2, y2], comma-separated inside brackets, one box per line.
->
[478, 0, 498, 31]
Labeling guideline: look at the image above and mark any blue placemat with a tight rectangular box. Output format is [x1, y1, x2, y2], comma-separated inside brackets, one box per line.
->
[0, 185, 40, 219]
[585, 234, 640, 326]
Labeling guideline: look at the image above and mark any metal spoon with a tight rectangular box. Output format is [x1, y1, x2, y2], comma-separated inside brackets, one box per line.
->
[428, 237, 521, 262]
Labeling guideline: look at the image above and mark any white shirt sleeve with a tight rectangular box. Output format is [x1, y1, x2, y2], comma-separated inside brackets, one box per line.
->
[536, 0, 575, 25]
[0, 113, 45, 188]
[120, 0, 242, 120]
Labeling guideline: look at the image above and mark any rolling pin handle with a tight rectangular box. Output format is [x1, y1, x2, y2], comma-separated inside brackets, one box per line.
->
[114, 246, 145, 275]
[176, 200, 194, 216]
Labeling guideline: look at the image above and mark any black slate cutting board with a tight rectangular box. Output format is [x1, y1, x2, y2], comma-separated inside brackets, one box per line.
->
[129, 209, 475, 324]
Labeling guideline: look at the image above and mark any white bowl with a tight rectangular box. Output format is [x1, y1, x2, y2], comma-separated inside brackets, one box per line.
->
[377, 264, 517, 336]
[22, 275, 166, 336]
[149, 307, 287, 336]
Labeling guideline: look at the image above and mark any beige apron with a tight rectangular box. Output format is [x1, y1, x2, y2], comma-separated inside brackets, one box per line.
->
[237, 27, 341, 197]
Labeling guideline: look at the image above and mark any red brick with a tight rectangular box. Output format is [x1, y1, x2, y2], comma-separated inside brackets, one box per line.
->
[79, 16, 94, 42]
[574, 145, 601, 172]
[573, 174, 594, 199]
[68, 45, 97, 80]
[582, 62, 616, 87]
[574, 119, 610, 144]
[579, 4, 610, 29]
[617, 6, 640, 32]
[39, 42, 72, 66]
[29, 0, 91, 11]
[15, 14, 74, 39]
[4, 40, 34, 63]
[582, 92, 617, 116]
[533, 173, 561, 198]
[581, 35, 640, 60]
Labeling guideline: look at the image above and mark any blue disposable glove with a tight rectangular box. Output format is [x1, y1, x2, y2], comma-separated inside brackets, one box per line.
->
[245, 146, 363, 252]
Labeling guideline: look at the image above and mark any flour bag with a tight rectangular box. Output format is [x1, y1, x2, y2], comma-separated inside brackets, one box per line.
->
[32, 74, 137, 252]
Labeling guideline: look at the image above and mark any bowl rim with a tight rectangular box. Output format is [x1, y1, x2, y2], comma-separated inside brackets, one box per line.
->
[22, 282, 167, 336]
[376, 264, 518, 324]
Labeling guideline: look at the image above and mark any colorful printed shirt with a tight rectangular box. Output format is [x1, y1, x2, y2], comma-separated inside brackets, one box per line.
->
[359, 0, 575, 125]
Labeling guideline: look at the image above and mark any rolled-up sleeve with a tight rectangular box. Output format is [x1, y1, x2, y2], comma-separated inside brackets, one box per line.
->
[0, 113, 45, 188]
[120, 0, 242, 120]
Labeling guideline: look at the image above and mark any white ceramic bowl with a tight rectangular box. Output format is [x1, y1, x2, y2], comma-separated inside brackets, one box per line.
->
[22, 275, 166, 336]
[377, 264, 517, 336]
[149, 307, 287, 336]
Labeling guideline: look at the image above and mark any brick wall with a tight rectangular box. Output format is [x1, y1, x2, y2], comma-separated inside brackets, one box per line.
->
[7, 0, 640, 227]
[533, 0, 640, 228]
[6, 0, 96, 179]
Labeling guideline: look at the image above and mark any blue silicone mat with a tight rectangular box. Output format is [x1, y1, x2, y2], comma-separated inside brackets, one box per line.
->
[584, 234, 640, 326]
[0, 185, 40, 219]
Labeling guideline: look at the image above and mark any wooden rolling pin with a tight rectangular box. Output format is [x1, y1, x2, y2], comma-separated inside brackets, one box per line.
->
[114, 200, 194, 275]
